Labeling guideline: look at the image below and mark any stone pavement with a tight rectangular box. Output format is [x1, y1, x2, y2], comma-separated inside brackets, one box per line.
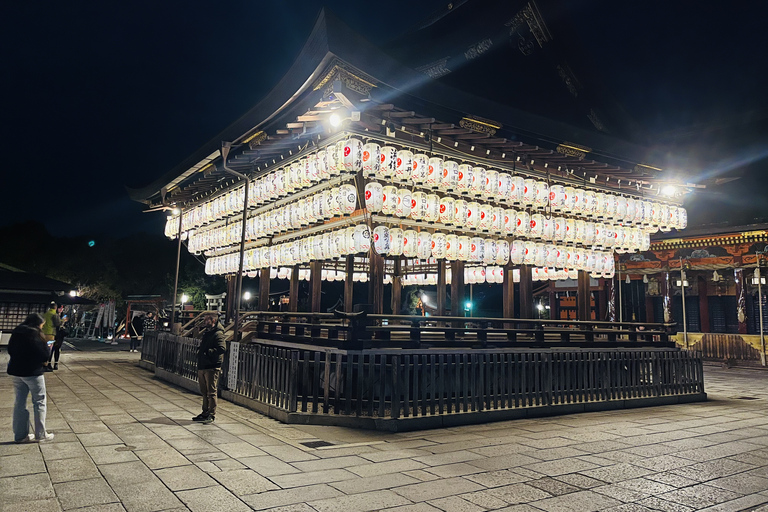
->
[3, 348, 768, 512]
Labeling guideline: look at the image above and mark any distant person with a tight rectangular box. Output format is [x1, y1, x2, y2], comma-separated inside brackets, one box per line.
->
[143, 311, 157, 334]
[7, 313, 54, 443]
[42, 302, 61, 371]
[192, 313, 226, 425]
[129, 313, 144, 353]
[49, 307, 68, 370]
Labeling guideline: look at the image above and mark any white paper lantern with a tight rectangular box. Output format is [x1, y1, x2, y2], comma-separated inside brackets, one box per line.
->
[471, 167, 486, 196]
[395, 149, 413, 183]
[510, 176, 524, 204]
[372, 225, 390, 254]
[431, 232, 447, 259]
[458, 236, 470, 261]
[466, 202, 480, 229]
[496, 240, 510, 265]
[411, 191, 427, 220]
[550, 185, 566, 211]
[530, 213, 544, 239]
[353, 224, 371, 253]
[478, 203, 491, 231]
[439, 196, 455, 224]
[403, 229, 418, 258]
[454, 200, 468, 227]
[338, 184, 357, 215]
[534, 181, 549, 208]
[365, 182, 383, 213]
[483, 238, 497, 264]
[510, 240, 525, 265]
[412, 153, 429, 185]
[605, 194, 618, 219]
[396, 188, 412, 218]
[446, 234, 459, 260]
[625, 197, 637, 224]
[379, 146, 397, 180]
[457, 164, 472, 194]
[425, 194, 440, 223]
[503, 209, 516, 235]
[677, 207, 687, 229]
[498, 173, 512, 201]
[470, 237, 484, 262]
[523, 241, 537, 265]
[583, 222, 596, 246]
[362, 142, 381, 177]
[389, 228, 404, 256]
[491, 207, 504, 234]
[326, 144, 340, 176]
[417, 231, 432, 259]
[485, 170, 499, 198]
[382, 185, 398, 215]
[516, 211, 531, 237]
[441, 160, 458, 191]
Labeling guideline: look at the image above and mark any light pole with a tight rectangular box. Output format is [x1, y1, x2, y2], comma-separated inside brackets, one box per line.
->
[171, 208, 183, 334]
[677, 257, 689, 349]
[753, 259, 766, 366]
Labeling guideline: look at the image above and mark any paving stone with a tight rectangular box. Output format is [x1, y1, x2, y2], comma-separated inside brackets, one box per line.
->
[673, 459, 754, 482]
[260, 505, 317, 512]
[459, 490, 511, 509]
[155, 464, 218, 491]
[209, 469, 279, 495]
[522, 458, 600, 477]
[380, 504, 442, 512]
[592, 483, 652, 502]
[466, 453, 541, 471]
[553, 473, 607, 489]
[578, 463, 654, 483]
[176, 485, 252, 512]
[427, 495, 486, 512]
[40, 441, 89, 461]
[291, 455, 370, 472]
[526, 477, 581, 496]
[269, 468, 357, 488]
[645, 471, 701, 488]
[413, 451, 486, 467]
[0, 473, 55, 505]
[215, 441, 268, 458]
[0, 442, 41, 457]
[309, 489, 412, 511]
[113, 480, 184, 512]
[630, 455, 694, 472]
[613, 477, 677, 495]
[348, 459, 429, 478]
[0, 497, 63, 512]
[213, 457, 247, 470]
[706, 472, 768, 494]
[464, 469, 531, 487]
[331, 472, 421, 494]
[393, 477, 484, 502]
[47, 456, 101, 483]
[239, 455, 302, 476]
[530, 489, 622, 512]
[240, 483, 343, 510]
[658, 483, 742, 509]
[134, 447, 191, 469]
[77, 431, 125, 446]
[0, 452, 46, 477]
[425, 462, 486, 478]
[260, 444, 319, 462]
[84, 444, 138, 464]
[54, 477, 119, 510]
[403, 469, 442, 481]
[99, 461, 158, 487]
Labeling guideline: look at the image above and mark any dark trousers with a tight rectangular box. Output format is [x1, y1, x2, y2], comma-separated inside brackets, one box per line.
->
[198, 368, 221, 418]
[130, 336, 140, 351]
[49, 341, 63, 363]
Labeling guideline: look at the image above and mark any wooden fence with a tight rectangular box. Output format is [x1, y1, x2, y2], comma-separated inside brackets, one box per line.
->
[140, 331, 706, 430]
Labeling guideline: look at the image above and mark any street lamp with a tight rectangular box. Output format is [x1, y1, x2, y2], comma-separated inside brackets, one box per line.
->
[752, 264, 766, 366]
[676, 257, 689, 349]
[465, 301, 473, 316]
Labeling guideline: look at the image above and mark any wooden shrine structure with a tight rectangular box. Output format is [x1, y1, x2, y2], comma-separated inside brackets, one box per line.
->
[130, 7, 705, 429]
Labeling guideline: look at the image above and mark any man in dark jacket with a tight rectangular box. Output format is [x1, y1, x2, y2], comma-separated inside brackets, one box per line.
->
[193, 313, 227, 424]
[8, 313, 55, 443]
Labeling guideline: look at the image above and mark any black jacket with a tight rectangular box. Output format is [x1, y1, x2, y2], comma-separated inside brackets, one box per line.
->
[7, 325, 50, 377]
[197, 322, 227, 370]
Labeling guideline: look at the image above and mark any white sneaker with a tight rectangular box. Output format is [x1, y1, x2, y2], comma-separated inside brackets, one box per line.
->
[37, 432, 54, 442]
[15, 434, 35, 444]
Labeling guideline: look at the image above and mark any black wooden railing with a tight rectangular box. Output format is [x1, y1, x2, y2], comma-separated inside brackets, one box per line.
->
[141, 331, 704, 422]
[237, 311, 675, 349]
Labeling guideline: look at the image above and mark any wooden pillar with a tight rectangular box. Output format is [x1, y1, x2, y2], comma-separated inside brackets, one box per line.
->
[604, 278, 616, 322]
[390, 258, 402, 314]
[450, 260, 465, 317]
[310, 261, 322, 313]
[436, 260, 447, 316]
[369, 251, 384, 315]
[698, 275, 710, 333]
[519, 265, 533, 319]
[289, 264, 300, 312]
[502, 261, 515, 319]
[661, 272, 672, 323]
[735, 268, 747, 334]
[344, 255, 354, 313]
[577, 270, 591, 321]
[548, 282, 557, 321]
[225, 275, 237, 322]
[258, 268, 270, 312]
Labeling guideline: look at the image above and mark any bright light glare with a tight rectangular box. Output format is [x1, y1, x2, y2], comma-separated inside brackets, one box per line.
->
[171, 208, 181, 215]
[69, 290, 77, 297]
[661, 185, 677, 197]
[421, 294, 428, 302]
[243, 291, 251, 300]
[536, 303, 544, 311]
[329, 113, 342, 127]
[181, 294, 189, 303]
[465, 301, 472, 309]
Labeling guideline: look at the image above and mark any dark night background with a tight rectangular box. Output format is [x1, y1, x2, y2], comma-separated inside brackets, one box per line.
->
[1, 1, 767, 310]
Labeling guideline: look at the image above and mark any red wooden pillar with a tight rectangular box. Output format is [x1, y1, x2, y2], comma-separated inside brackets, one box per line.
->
[735, 268, 747, 334]
[698, 275, 710, 333]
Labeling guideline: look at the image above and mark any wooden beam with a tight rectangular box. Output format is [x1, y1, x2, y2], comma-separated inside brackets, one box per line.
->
[385, 111, 416, 118]
[259, 267, 271, 312]
[577, 270, 591, 321]
[391, 258, 402, 315]
[369, 250, 385, 315]
[450, 260, 465, 318]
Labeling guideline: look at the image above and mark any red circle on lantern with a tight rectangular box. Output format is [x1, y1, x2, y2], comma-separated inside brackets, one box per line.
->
[363, 151, 370, 161]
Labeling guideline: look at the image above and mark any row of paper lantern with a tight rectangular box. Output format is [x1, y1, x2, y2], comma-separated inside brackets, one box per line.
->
[171, 136, 686, 234]
[179, 138, 363, 231]
[186, 204, 651, 256]
[202, 224, 616, 276]
[363, 182, 685, 232]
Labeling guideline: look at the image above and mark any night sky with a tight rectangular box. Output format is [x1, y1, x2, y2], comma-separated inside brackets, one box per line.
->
[3, 1, 767, 238]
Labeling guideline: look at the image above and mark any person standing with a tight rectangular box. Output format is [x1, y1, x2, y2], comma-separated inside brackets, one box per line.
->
[42, 302, 61, 372]
[129, 313, 144, 353]
[143, 311, 157, 333]
[8, 313, 54, 443]
[192, 313, 226, 424]
[49, 311, 67, 370]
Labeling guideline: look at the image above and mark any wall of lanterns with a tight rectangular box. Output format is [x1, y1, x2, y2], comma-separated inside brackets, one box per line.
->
[166, 134, 688, 284]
